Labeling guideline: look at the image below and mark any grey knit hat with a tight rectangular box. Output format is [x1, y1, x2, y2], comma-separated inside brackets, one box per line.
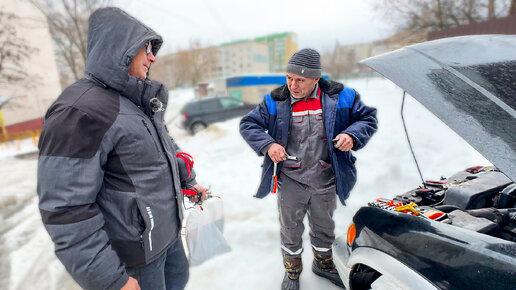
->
[286, 48, 321, 78]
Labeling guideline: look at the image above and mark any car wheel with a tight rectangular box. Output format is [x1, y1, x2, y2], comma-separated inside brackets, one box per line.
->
[350, 264, 381, 289]
[191, 122, 206, 134]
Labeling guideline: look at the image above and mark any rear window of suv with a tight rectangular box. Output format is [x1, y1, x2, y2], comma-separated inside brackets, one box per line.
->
[220, 98, 243, 108]
[200, 99, 222, 112]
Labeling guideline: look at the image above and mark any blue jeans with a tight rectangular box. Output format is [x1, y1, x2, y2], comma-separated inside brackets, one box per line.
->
[127, 239, 189, 290]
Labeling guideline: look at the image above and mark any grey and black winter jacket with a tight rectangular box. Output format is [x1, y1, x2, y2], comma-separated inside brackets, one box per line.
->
[37, 7, 195, 290]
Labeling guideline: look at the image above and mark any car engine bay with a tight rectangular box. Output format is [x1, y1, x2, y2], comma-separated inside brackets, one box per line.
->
[369, 166, 516, 242]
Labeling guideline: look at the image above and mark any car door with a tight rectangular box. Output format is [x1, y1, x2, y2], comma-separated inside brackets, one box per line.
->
[199, 99, 223, 125]
[219, 97, 249, 120]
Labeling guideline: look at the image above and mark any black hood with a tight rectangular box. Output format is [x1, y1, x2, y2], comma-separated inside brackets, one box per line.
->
[361, 35, 516, 182]
[86, 7, 163, 93]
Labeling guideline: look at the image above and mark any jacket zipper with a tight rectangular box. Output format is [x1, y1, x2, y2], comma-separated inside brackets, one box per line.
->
[142, 119, 161, 153]
[321, 92, 335, 154]
[146, 117, 186, 216]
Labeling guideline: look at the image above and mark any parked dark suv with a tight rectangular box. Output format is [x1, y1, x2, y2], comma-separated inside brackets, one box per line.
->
[180, 96, 256, 134]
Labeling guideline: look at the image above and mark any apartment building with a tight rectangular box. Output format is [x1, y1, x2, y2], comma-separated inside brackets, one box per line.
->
[0, 0, 61, 138]
[208, 32, 298, 80]
[255, 32, 298, 73]
[207, 40, 269, 80]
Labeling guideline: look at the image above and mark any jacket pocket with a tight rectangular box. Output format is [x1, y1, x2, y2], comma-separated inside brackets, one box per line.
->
[292, 115, 304, 124]
[141, 119, 161, 154]
[318, 159, 331, 168]
[132, 204, 146, 235]
[319, 159, 335, 175]
[110, 239, 146, 268]
[283, 159, 301, 168]
[314, 114, 325, 137]
[135, 200, 155, 256]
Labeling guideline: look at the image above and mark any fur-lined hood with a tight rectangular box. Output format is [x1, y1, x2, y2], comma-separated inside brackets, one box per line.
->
[270, 78, 345, 101]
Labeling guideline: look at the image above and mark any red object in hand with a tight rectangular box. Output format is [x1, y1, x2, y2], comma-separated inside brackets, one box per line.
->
[182, 189, 198, 196]
[182, 188, 204, 210]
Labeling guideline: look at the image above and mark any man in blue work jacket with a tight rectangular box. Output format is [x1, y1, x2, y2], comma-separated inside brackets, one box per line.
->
[240, 48, 378, 290]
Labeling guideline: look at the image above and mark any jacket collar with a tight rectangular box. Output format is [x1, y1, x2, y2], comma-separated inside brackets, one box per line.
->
[120, 77, 168, 118]
[290, 83, 320, 104]
[270, 78, 344, 101]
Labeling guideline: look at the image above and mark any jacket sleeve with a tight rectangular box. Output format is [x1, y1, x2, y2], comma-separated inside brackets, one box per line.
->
[169, 138, 198, 189]
[239, 99, 276, 156]
[342, 91, 378, 150]
[37, 107, 128, 290]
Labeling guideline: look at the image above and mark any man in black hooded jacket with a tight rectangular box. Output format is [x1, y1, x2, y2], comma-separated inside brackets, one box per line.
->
[37, 7, 207, 290]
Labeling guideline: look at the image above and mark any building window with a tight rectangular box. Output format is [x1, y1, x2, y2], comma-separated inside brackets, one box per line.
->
[253, 54, 267, 63]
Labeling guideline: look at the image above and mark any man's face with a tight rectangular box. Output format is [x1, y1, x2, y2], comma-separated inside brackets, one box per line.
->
[129, 42, 156, 79]
[286, 73, 319, 99]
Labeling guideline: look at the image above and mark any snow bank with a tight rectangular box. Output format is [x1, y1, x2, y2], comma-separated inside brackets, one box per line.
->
[0, 139, 38, 160]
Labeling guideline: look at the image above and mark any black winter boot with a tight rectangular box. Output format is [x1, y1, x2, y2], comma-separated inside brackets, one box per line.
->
[281, 255, 302, 290]
[312, 251, 345, 288]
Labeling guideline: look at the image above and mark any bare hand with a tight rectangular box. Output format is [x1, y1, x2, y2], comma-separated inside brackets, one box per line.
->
[333, 133, 354, 151]
[188, 184, 210, 204]
[267, 143, 287, 163]
[121, 277, 140, 290]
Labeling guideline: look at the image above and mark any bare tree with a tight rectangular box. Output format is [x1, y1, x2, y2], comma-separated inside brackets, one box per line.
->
[323, 40, 368, 80]
[0, 11, 39, 91]
[0, 10, 41, 137]
[322, 41, 350, 79]
[172, 40, 218, 86]
[488, 0, 496, 18]
[148, 54, 177, 87]
[28, 0, 110, 86]
[372, 0, 514, 33]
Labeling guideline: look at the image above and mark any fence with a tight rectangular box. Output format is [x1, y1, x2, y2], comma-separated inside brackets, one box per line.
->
[0, 130, 40, 148]
[428, 14, 516, 40]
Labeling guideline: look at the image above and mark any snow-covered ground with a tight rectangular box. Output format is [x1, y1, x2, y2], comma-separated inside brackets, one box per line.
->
[0, 77, 488, 290]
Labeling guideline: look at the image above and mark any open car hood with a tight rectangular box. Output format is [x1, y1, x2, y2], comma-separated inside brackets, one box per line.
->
[361, 35, 516, 182]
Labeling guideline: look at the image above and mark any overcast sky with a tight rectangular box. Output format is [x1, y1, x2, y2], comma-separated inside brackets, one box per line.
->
[115, 0, 394, 54]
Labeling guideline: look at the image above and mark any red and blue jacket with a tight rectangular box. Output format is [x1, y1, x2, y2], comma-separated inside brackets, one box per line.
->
[240, 78, 378, 204]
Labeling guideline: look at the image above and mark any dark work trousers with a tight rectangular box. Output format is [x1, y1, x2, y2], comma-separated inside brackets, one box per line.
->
[126, 238, 189, 290]
[277, 172, 337, 258]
